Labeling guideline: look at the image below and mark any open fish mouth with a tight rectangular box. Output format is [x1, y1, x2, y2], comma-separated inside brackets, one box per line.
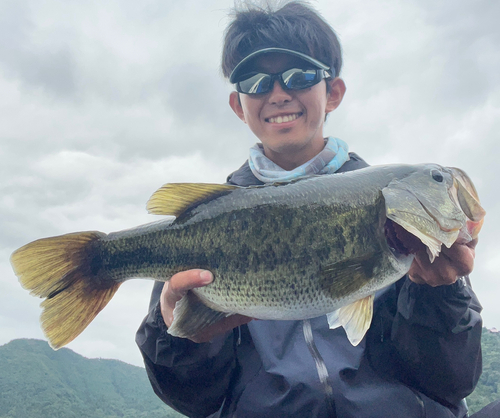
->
[384, 190, 463, 262]
[449, 168, 486, 239]
[384, 219, 421, 257]
[381, 164, 486, 261]
[417, 194, 462, 233]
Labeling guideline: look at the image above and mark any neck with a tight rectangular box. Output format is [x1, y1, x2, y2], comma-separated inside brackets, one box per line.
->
[262, 139, 326, 170]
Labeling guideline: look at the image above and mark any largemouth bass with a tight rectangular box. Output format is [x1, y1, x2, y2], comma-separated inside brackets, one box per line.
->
[10, 164, 485, 349]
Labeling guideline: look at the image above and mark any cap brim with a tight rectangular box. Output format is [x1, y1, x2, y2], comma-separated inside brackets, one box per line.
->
[229, 47, 330, 83]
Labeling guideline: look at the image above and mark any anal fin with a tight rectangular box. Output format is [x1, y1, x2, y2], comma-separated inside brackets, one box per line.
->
[168, 291, 231, 340]
[326, 294, 374, 346]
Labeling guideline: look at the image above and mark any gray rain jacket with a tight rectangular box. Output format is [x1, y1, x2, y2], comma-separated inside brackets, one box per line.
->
[136, 153, 482, 418]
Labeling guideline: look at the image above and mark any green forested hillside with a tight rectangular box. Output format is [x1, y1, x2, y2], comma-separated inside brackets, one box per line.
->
[0, 339, 183, 418]
[466, 328, 500, 414]
[1, 331, 499, 417]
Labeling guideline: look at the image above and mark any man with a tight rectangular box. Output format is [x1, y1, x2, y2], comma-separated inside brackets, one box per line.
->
[136, 2, 483, 417]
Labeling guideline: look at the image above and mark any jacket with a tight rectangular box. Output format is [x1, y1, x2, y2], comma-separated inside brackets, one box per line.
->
[136, 153, 483, 418]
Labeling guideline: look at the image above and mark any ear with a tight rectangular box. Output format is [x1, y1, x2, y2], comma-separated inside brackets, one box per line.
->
[229, 91, 246, 123]
[325, 78, 346, 114]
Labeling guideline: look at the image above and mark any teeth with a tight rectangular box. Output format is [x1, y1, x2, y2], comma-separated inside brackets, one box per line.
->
[268, 113, 300, 124]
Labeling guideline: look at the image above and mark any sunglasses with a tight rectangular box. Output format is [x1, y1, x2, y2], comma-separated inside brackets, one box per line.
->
[235, 68, 332, 95]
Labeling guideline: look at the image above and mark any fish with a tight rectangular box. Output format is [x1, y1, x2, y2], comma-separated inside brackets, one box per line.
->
[10, 164, 485, 349]
[449, 167, 484, 241]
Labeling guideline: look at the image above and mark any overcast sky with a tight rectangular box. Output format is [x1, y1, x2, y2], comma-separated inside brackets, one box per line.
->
[1, 0, 498, 367]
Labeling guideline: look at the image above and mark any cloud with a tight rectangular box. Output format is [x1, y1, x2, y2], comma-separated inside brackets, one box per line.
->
[319, 0, 500, 166]
[0, 0, 78, 99]
[0, 0, 252, 168]
[1, 0, 499, 366]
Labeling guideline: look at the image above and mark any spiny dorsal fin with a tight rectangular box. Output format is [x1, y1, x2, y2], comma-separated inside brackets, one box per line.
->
[146, 183, 238, 216]
[320, 252, 378, 299]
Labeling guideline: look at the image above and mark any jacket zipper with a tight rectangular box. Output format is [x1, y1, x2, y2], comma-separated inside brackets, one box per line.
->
[303, 319, 336, 417]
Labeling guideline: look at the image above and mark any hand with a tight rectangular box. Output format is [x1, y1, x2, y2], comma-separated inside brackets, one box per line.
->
[408, 238, 478, 287]
[160, 269, 253, 343]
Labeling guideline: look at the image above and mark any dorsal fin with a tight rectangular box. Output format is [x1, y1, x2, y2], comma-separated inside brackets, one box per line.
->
[146, 183, 238, 216]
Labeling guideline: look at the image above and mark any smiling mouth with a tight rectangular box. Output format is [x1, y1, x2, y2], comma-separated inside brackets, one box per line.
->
[266, 112, 302, 124]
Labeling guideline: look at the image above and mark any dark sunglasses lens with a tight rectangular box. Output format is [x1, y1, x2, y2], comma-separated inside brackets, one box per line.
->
[238, 73, 272, 94]
[282, 69, 319, 90]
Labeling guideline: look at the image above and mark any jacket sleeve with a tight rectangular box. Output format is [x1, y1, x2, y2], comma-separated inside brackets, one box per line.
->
[369, 276, 482, 408]
[135, 281, 237, 418]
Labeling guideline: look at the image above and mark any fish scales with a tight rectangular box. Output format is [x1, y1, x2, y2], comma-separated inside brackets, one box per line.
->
[96, 168, 398, 319]
[10, 163, 485, 348]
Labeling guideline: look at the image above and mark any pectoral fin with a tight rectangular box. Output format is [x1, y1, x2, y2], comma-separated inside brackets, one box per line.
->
[320, 252, 378, 299]
[168, 291, 231, 340]
[326, 294, 374, 346]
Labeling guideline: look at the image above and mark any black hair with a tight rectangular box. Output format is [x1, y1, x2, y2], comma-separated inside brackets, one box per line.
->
[221, 1, 342, 80]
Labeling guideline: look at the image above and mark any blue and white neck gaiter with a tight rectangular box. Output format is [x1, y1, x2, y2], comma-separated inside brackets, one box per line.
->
[248, 137, 349, 183]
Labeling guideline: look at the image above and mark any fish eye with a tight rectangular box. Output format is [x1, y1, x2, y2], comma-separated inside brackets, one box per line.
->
[431, 169, 444, 183]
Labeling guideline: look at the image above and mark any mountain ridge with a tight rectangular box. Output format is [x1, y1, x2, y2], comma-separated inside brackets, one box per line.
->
[1, 330, 499, 416]
[0, 338, 183, 418]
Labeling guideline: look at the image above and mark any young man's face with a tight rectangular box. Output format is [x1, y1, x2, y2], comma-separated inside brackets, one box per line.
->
[229, 53, 345, 170]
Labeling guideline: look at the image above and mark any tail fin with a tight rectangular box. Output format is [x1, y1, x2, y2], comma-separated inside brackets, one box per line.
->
[10, 231, 121, 349]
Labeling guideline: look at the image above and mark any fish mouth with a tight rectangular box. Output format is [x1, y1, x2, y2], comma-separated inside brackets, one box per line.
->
[384, 219, 423, 257]
[416, 195, 462, 234]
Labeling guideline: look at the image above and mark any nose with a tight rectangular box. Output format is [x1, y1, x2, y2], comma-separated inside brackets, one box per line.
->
[268, 80, 292, 105]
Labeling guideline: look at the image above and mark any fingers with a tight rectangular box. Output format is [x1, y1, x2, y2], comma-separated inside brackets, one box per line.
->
[408, 240, 477, 287]
[159, 269, 253, 343]
[465, 237, 479, 250]
[160, 269, 213, 327]
[442, 239, 476, 275]
[165, 269, 213, 306]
